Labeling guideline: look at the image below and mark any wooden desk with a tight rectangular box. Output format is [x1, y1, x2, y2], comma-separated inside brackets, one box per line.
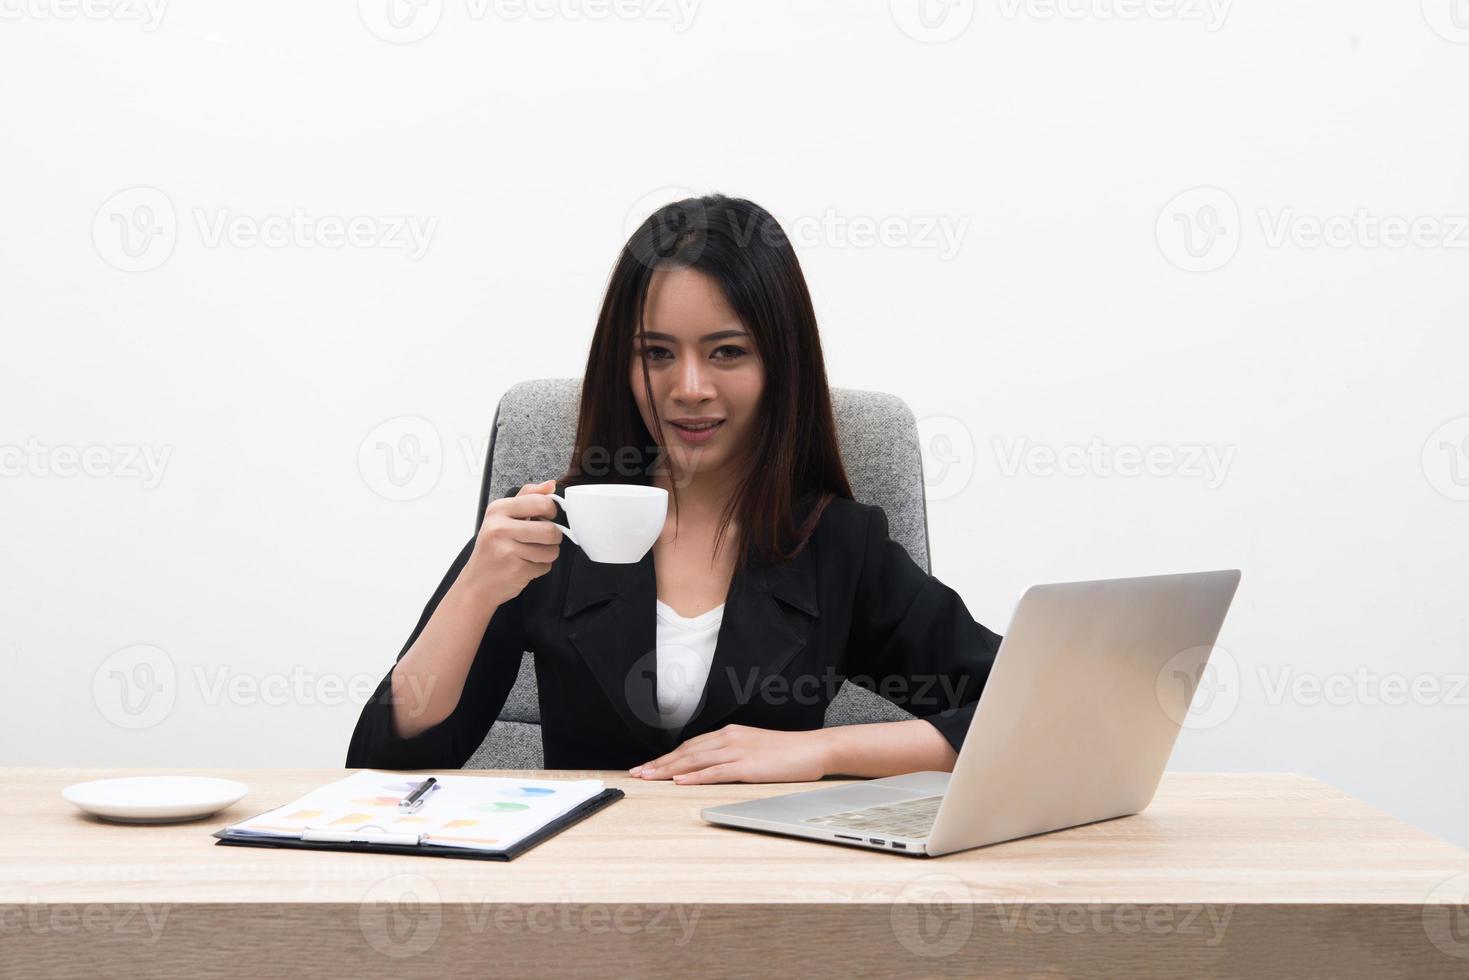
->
[3, 769, 1468, 979]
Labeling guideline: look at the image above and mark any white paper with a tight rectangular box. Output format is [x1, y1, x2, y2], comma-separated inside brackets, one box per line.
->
[226, 770, 605, 851]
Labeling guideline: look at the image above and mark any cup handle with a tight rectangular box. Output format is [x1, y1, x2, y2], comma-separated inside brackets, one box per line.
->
[545, 493, 578, 546]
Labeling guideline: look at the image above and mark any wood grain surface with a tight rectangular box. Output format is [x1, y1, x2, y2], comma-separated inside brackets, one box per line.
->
[4, 768, 1468, 979]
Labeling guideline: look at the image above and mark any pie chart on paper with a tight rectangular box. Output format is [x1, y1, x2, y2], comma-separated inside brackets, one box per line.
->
[498, 786, 556, 799]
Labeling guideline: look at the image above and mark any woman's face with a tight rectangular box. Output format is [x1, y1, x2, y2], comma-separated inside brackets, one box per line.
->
[630, 266, 765, 490]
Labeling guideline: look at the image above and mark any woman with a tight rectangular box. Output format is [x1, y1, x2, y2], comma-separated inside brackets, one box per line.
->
[346, 194, 1002, 784]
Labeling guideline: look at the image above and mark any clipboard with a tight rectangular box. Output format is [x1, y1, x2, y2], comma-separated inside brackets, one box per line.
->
[213, 787, 624, 862]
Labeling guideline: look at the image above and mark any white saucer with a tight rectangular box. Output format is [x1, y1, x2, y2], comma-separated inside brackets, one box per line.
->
[62, 776, 249, 824]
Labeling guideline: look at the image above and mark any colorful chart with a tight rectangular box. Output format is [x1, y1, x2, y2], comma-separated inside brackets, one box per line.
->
[472, 802, 531, 813]
[428, 833, 501, 846]
[442, 819, 480, 829]
[498, 786, 555, 798]
[350, 796, 403, 807]
[329, 812, 374, 827]
[393, 816, 430, 825]
[383, 781, 429, 793]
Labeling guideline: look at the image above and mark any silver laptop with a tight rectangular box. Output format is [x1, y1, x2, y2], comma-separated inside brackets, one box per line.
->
[701, 569, 1241, 857]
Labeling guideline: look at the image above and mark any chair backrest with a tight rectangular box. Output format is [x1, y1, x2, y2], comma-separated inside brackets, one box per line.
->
[465, 378, 932, 769]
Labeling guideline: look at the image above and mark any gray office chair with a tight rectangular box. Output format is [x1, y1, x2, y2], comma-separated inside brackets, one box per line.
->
[465, 378, 934, 769]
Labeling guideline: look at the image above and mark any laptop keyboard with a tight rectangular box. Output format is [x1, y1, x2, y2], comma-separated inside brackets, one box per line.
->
[802, 795, 943, 840]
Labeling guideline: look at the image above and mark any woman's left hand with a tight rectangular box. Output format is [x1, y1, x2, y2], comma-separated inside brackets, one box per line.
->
[628, 724, 830, 784]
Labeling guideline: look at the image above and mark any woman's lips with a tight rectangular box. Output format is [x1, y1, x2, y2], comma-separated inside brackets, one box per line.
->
[668, 420, 725, 445]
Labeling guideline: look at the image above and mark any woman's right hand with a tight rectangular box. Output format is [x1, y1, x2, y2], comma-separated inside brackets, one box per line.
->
[465, 479, 564, 606]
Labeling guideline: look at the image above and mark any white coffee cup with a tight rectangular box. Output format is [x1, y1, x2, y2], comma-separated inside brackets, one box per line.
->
[545, 484, 668, 563]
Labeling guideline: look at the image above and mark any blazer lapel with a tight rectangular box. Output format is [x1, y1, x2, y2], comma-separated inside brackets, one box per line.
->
[563, 546, 673, 758]
[561, 535, 821, 756]
[679, 542, 819, 737]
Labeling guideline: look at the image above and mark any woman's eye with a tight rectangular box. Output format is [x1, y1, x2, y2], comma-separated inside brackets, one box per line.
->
[639, 345, 747, 361]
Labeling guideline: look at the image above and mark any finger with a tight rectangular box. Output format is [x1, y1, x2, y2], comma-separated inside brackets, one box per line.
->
[509, 541, 561, 563]
[645, 732, 715, 768]
[515, 479, 557, 496]
[665, 731, 723, 754]
[634, 733, 724, 775]
[633, 751, 679, 776]
[505, 515, 564, 545]
[502, 496, 560, 522]
[672, 763, 741, 785]
[649, 750, 732, 779]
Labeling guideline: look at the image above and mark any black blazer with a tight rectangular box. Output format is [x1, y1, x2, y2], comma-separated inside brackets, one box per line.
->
[345, 483, 1003, 771]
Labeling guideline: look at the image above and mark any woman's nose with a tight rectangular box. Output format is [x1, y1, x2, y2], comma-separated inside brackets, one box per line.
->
[673, 354, 715, 400]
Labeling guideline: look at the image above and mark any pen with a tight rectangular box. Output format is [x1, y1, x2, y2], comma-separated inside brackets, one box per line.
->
[398, 777, 439, 811]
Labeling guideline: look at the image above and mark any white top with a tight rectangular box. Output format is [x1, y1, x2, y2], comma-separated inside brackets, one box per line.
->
[653, 599, 726, 731]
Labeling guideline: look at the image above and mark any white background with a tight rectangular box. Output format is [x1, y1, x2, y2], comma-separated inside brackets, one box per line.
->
[2, 0, 1466, 850]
